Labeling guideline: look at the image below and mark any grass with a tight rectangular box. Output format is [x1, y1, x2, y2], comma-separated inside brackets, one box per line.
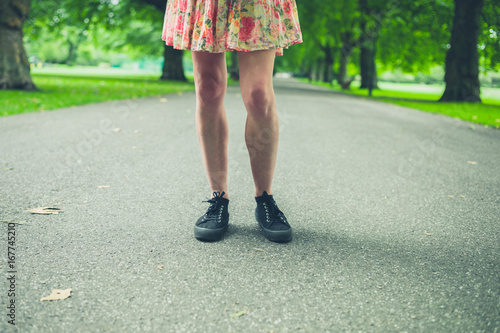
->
[3, 67, 500, 129]
[301, 79, 500, 128]
[0, 71, 195, 117]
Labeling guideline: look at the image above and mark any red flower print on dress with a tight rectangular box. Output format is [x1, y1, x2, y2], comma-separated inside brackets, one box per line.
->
[162, 0, 303, 56]
[179, 0, 187, 12]
[239, 16, 256, 41]
[175, 17, 184, 33]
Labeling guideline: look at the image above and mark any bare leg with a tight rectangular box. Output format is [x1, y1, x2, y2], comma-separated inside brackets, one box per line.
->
[238, 50, 278, 197]
[192, 51, 229, 199]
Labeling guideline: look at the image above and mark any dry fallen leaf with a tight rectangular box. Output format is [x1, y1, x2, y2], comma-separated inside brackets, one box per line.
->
[157, 265, 165, 270]
[425, 233, 432, 236]
[231, 310, 247, 318]
[112, 128, 121, 132]
[448, 195, 454, 198]
[40, 288, 72, 301]
[28, 207, 61, 215]
[467, 161, 478, 165]
[160, 98, 168, 102]
[254, 248, 265, 252]
[459, 195, 466, 198]
[98, 185, 110, 188]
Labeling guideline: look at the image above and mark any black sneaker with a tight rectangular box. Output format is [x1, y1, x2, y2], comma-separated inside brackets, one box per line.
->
[194, 191, 229, 241]
[255, 191, 292, 243]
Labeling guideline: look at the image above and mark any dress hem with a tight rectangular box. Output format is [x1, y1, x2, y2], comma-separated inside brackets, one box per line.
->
[162, 39, 303, 56]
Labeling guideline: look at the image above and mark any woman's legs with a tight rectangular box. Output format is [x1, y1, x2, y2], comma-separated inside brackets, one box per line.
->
[238, 50, 279, 197]
[192, 51, 229, 199]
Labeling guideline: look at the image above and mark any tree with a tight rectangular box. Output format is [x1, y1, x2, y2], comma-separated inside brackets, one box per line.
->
[24, 0, 186, 87]
[337, 0, 359, 87]
[0, 0, 36, 90]
[440, 0, 485, 102]
[295, 0, 342, 83]
[377, 0, 453, 75]
[160, 45, 186, 81]
[133, 0, 186, 81]
[358, 0, 391, 90]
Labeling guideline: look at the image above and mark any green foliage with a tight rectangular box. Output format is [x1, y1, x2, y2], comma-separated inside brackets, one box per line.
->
[25, 0, 164, 64]
[19, 0, 500, 91]
[480, 0, 500, 70]
[377, 0, 453, 73]
[280, 0, 499, 84]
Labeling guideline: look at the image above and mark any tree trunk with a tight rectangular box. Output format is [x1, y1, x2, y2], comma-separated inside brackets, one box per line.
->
[0, 0, 36, 90]
[316, 58, 324, 82]
[309, 61, 318, 82]
[322, 45, 334, 84]
[66, 40, 76, 65]
[338, 33, 354, 85]
[440, 0, 484, 102]
[359, 42, 378, 90]
[306, 62, 313, 81]
[160, 45, 186, 81]
[358, 0, 379, 90]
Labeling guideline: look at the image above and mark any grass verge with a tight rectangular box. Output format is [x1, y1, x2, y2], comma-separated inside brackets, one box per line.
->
[0, 73, 195, 117]
[301, 79, 500, 128]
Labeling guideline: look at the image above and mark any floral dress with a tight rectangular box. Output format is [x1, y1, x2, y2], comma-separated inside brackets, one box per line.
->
[162, 0, 303, 56]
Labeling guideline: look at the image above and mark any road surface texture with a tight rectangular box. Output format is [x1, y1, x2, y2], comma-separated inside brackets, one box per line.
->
[1, 78, 499, 332]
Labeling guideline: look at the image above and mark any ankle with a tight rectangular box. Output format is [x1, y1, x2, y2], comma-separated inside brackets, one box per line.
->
[255, 190, 272, 197]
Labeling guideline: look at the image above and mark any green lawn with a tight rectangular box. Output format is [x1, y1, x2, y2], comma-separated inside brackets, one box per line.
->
[3, 69, 500, 129]
[0, 71, 195, 117]
[302, 79, 500, 128]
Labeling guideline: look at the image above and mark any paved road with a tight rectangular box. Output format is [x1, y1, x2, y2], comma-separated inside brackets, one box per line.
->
[1, 79, 499, 332]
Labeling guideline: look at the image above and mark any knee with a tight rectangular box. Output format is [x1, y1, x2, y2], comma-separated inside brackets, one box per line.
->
[196, 73, 226, 106]
[243, 85, 274, 118]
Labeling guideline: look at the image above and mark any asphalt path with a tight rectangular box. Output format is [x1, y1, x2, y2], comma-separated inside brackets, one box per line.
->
[1, 78, 499, 332]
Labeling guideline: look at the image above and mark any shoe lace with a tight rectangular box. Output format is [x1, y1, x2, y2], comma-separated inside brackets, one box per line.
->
[202, 191, 225, 220]
[269, 199, 284, 217]
[263, 195, 286, 223]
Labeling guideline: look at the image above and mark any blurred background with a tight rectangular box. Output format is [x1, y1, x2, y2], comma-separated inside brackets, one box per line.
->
[1, 0, 499, 125]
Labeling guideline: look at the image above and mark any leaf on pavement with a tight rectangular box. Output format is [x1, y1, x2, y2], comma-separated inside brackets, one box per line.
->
[98, 185, 110, 188]
[28, 207, 62, 215]
[231, 310, 247, 318]
[467, 161, 478, 165]
[40, 288, 72, 301]
[160, 98, 168, 102]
